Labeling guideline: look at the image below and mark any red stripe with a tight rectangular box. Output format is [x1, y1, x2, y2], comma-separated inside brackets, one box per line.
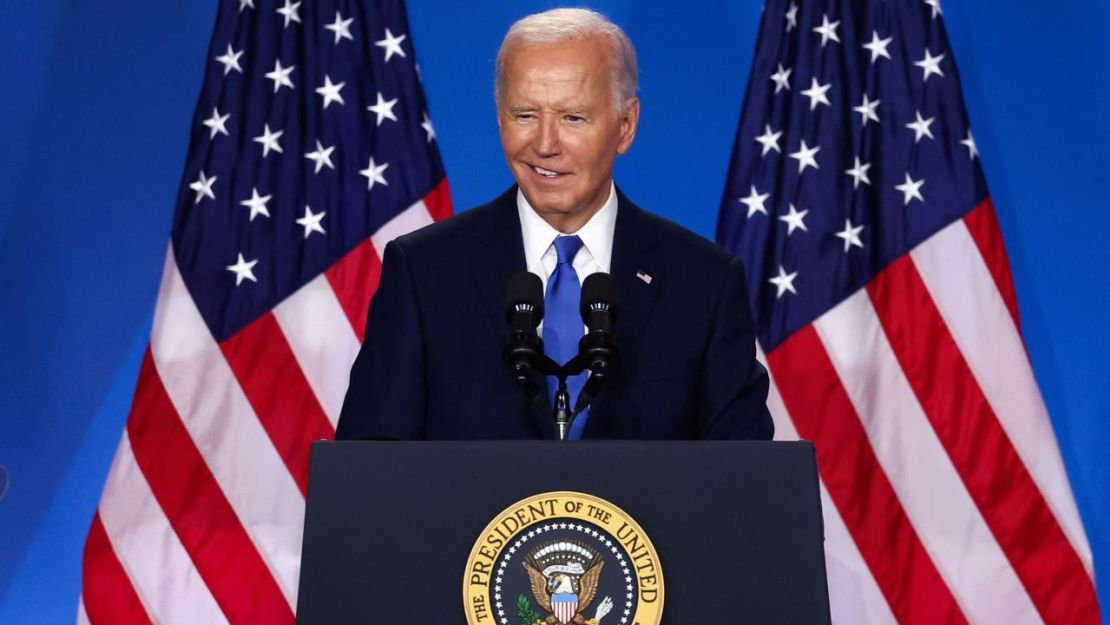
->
[962, 198, 1022, 330]
[868, 256, 1100, 624]
[768, 327, 967, 625]
[423, 177, 453, 222]
[82, 512, 153, 625]
[221, 312, 335, 495]
[127, 349, 294, 625]
[324, 239, 381, 343]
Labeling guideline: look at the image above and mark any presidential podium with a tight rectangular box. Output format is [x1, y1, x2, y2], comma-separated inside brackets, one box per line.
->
[296, 441, 831, 624]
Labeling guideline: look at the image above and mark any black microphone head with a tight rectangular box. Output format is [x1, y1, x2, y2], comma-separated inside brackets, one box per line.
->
[580, 272, 620, 319]
[506, 271, 545, 323]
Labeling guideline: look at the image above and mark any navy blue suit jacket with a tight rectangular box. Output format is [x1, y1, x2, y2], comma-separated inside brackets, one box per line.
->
[336, 187, 773, 440]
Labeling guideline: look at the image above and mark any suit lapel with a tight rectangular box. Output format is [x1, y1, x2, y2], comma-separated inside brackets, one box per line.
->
[471, 187, 526, 345]
[584, 189, 662, 437]
[470, 187, 554, 437]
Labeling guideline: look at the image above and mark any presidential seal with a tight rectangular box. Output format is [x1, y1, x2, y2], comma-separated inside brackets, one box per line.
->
[464, 492, 663, 625]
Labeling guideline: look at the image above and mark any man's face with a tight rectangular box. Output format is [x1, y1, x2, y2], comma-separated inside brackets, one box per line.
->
[498, 35, 639, 232]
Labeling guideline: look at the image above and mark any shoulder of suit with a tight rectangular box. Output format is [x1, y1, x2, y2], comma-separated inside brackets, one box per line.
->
[631, 204, 739, 270]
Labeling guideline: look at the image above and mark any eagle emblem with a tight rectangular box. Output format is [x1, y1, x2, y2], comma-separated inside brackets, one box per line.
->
[522, 540, 614, 625]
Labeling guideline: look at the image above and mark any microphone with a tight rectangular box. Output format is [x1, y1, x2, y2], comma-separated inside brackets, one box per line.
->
[574, 273, 620, 414]
[503, 272, 545, 399]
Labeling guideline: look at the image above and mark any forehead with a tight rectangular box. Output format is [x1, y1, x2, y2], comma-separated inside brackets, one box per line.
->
[500, 36, 613, 100]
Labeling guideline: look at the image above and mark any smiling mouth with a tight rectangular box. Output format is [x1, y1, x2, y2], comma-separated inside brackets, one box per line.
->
[530, 164, 567, 178]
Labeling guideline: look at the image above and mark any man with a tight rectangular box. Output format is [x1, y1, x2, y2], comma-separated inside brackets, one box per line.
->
[336, 8, 772, 440]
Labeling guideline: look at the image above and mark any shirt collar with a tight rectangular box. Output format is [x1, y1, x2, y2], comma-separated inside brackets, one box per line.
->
[516, 181, 618, 272]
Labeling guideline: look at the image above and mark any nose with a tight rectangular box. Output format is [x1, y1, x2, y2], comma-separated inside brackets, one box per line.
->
[533, 115, 561, 157]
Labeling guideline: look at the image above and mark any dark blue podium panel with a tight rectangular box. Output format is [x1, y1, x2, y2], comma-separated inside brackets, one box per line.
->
[297, 440, 830, 624]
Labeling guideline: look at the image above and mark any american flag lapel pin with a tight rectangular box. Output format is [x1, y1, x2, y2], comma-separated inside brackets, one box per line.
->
[636, 271, 653, 285]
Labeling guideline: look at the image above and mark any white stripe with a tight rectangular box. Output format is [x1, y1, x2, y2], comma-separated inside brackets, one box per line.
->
[370, 199, 434, 256]
[758, 345, 898, 625]
[815, 290, 1041, 625]
[273, 274, 361, 426]
[98, 433, 229, 625]
[76, 596, 90, 625]
[911, 220, 1094, 572]
[150, 248, 303, 608]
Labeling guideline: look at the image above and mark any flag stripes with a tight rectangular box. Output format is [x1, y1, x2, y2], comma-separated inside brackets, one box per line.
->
[150, 253, 306, 607]
[768, 327, 968, 625]
[324, 239, 383, 343]
[961, 200, 1022, 327]
[720, 1, 1098, 621]
[128, 349, 296, 622]
[912, 216, 1093, 571]
[220, 312, 335, 495]
[868, 256, 1100, 623]
[760, 354, 899, 625]
[82, 183, 451, 623]
[81, 515, 153, 625]
[272, 274, 362, 425]
[760, 224, 1100, 623]
[94, 433, 229, 624]
[815, 290, 1041, 624]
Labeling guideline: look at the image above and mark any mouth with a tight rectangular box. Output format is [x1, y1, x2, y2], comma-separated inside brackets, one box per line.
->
[528, 164, 569, 180]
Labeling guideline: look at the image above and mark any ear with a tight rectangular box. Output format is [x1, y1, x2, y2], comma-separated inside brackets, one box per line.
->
[616, 97, 640, 155]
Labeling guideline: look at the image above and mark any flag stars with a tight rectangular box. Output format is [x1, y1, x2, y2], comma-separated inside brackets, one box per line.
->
[779, 203, 809, 235]
[785, 2, 798, 32]
[915, 49, 946, 81]
[202, 107, 230, 139]
[240, 188, 272, 221]
[254, 124, 284, 157]
[316, 75, 346, 109]
[789, 140, 820, 173]
[421, 112, 436, 142]
[801, 77, 831, 111]
[238, 0, 254, 11]
[304, 140, 336, 173]
[924, 0, 943, 19]
[896, 172, 926, 205]
[862, 31, 893, 64]
[852, 94, 880, 126]
[265, 60, 295, 93]
[835, 219, 865, 252]
[226, 253, 258, 286]
[813, 14, 841, 47]
[276, 0, 301, 28]
[770, 63, 792, 94]
[296, 205, 327, 238]
[367, 92, 399, 126]
[214, 44, 243, 75]
[769, 265, 798, 298]
[754, 124, 782, 156]
[845, 156, 872, 189]
[961, 130, 979, 159]
[324, 11, 354, 44]
[189, 170, 216, 204]
[375, 28, 407, 62]
[739, 185, 770, 218]
[360, 157, 390, 190]
[906, 111, 936, 142]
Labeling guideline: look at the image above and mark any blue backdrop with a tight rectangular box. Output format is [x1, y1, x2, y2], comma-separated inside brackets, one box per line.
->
[1, 1, 1107, 621]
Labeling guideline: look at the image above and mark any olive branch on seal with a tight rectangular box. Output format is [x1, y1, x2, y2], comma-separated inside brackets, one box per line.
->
[517, 593, 543, 625]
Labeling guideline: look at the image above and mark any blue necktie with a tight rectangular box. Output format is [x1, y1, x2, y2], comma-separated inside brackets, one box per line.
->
[544, 235, 589, 439]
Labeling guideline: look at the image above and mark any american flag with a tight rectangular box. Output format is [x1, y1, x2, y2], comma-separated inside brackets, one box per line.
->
[718, 1, 1099, 623]
[77, 0, 451, 622]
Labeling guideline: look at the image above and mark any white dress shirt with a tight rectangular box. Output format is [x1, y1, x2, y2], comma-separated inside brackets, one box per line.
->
[516, 181, 618, 296]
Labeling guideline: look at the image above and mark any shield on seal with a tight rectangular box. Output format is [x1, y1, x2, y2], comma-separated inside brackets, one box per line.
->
[552, 592, 578, 624]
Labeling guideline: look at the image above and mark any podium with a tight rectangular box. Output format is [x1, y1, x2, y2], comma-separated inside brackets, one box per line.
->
[297, 441, 830, 624]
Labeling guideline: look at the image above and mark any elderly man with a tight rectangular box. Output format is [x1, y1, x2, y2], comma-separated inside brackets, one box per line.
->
[336, 8, 772, 440]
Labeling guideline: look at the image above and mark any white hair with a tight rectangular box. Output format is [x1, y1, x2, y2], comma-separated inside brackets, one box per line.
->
[494, 7, 639, 111]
